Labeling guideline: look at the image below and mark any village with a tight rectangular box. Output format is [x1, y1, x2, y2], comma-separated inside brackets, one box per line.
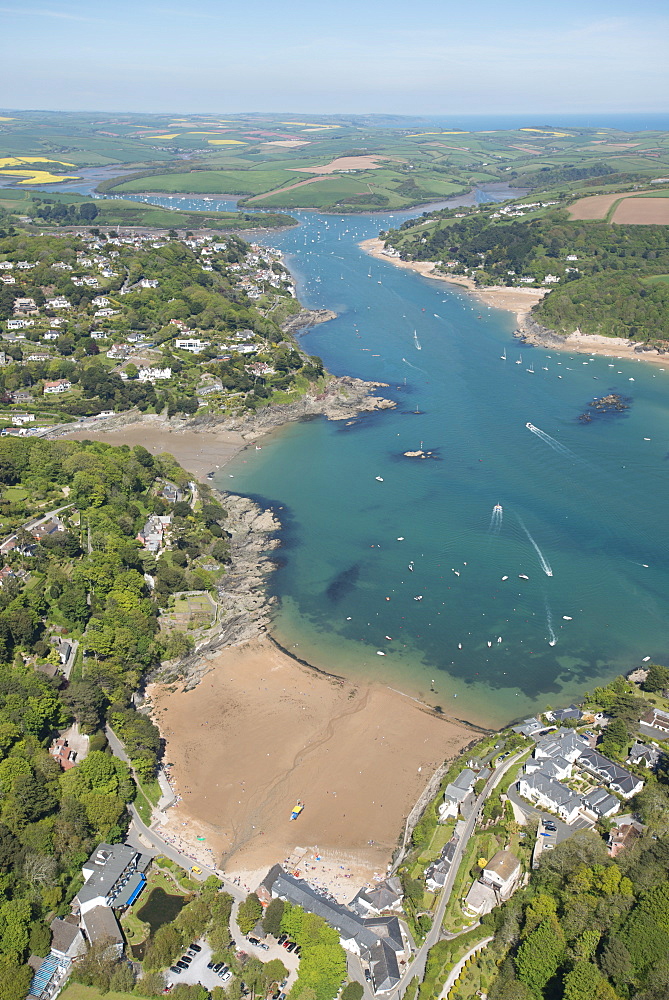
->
[24, 658, 669, 1000]
[0, 228, 310, 436]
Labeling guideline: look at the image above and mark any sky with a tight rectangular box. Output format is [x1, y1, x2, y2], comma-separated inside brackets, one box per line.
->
[2, 0, 669, 115]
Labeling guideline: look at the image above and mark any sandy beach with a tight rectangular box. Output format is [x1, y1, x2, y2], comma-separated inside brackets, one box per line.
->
[64, 422, 249, 479]
[359, 237, 546, 318]
[147, 638, 476, 896]
[360, 237, 669, 368]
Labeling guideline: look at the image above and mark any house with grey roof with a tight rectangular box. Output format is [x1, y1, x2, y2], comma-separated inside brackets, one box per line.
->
[517, 771, 582, 824]
[534, 729, 588, 764]
[439, 768, 480, 820]
[512, 717, 546, 738]
[524, 754, 572, 781]
[49, 918, 87, 960]
[80, 905, 124, 956]
[75, 843, 150, 915]
[258, 865, 407, 994]
[581, 787, 620, 818]
[351, 877, 403, 917]
[425, 838, 459, 892]
[627, 741, 661, 771]
[578, 749, 644, 799]
[548, 705, 583, 723]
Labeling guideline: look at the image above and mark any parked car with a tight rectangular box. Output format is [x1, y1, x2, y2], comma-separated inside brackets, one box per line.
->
[282, 940, 293, 949]
[191, 865, 202, 875]
[170, 967, 182, 975]
[207, 962, 215, 970]
[180, 956, 192, 965]
[259, 942, 269, 951]
[294, 946, 301, 956]
[364, 969, 372, 983]
[248, 937, 260, 946]
[213, 964, 224, 973]
[220, 972, 232, 983]
[189, 943, 202, 953]
[544, 820, 557, 832]
[278, 934, 287, 945]
[175, 961, 188, 970]
[286, 942, 296, 953]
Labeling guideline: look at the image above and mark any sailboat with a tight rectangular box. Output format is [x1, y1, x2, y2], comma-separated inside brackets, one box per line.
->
[414, 330, 421, 351]
[500, 348, 507, 360]
[526, 362, 535, 373]
[515, 353, 522, 364]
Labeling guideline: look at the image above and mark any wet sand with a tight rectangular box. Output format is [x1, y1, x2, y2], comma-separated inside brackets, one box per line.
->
[148, 638, 476, 892]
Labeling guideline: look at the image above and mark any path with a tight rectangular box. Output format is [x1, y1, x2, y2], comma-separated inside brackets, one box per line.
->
[437, 936, 493, 1000]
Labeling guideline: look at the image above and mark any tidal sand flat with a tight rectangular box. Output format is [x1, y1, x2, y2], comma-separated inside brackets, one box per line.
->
[147, 638, 477, 883]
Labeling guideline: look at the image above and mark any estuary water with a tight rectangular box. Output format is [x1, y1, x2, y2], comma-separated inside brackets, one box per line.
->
[139, 196, 669, 727]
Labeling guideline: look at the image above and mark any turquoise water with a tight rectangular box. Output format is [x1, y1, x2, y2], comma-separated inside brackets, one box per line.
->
[157, 199, 669, 727]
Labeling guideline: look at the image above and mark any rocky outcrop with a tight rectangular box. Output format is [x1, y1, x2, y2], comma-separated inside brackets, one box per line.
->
[281, 308, 337, 334]
[158, 493, 282, 687]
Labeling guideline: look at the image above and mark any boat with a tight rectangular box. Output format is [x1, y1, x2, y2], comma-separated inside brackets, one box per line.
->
[493, 504, 503, 513]
[376, 651, 386, 656]
[413, 331, 421, 350]
[501, 575, 508, 581]
[375, 476, 384, 482]
[500, 349, 507, 360]
[414, 595, 423, 601]
[516, 354, 523, 364]
[408, 561, 414, 571]
[526, 363, 534, 373]
[519, 574, 529, 580]
[290, 801, 304, 821]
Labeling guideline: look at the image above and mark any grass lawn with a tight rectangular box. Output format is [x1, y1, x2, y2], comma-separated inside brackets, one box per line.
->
[3, 486, 29, 501]
[134, 789, 153, 825]
[60, 986, 153, 1000]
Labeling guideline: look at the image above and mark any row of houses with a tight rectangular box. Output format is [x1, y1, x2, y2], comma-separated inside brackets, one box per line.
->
[517, 728, 644, 824]
[258, 865, 408, 994]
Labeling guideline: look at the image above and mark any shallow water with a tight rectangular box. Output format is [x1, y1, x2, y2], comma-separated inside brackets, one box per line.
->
[99, 192, 669, 728]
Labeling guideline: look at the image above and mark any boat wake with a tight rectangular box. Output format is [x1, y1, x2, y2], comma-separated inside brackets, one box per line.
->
[525, 422, 575, 460]
[545, 600, 557, 646]
[489, 503, 503, 534]
[518, 518, 553, 577]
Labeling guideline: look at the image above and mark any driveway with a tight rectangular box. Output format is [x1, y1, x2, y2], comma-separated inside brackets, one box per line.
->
[507, 786, 592, 842]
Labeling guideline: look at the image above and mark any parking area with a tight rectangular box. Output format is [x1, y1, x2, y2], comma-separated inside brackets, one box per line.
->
[165, 941, 224, 991]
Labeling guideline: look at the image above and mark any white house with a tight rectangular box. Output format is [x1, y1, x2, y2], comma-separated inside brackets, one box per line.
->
[175, 338, 209, 353]
[439, 768, 478, 820]
[578, 749, 644, 799]
[139, 278, 159, 288]
[517, 772, 582, 824]
[92, 295, 110, 307]
[581, 787, 620, 819]
[43, 379, 72, 395]
[7, 318, 34, 330]
[481, 850, 521, 896]
[95, 308, 120, 318]
[12, 414, 35, 425]
[137, 366, 172, 382]
[46, 297, 71, 309]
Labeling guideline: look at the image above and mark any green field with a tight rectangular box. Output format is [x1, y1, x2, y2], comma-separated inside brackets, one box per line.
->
[3, 110, 669, 213]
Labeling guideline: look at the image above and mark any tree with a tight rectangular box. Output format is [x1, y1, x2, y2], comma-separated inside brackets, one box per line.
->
[237, 893, 262, 935]
[563, 962, 604, 1000]
[341, 985, 363, 1000]
[0, 955, 32, 1000]
[263, 897, 285, 937]
[515, 917, 565, 994]
[600, 718, 629, 758]
[643, 663, 669, 693]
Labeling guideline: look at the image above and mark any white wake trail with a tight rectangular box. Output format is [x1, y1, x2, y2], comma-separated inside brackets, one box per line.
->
[545, 600, 557, 646]
[518, 518, 553, 577]
[525, 421, 575, 459]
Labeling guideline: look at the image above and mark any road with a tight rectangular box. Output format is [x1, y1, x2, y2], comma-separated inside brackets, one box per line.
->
[506, 785, 593, 840]
[105, 724, 246, 902]
[396, 747, 530, 995]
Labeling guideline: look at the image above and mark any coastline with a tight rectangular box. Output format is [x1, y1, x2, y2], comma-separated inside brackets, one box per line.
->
[360, 237, 669, 368]
[145, 637, 479, 895]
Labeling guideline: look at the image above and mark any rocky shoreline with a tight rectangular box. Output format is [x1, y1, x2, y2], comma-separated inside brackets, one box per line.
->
[515, 312, 669, 361]
[280, 307, 337, 335]
[158, 492, 282, 687]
